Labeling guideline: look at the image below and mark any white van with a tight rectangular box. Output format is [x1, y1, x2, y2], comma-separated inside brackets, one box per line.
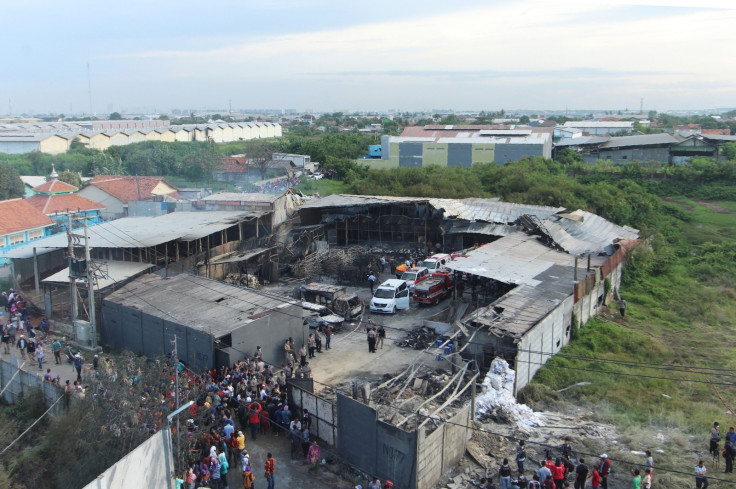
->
[369, 279, 410, 314]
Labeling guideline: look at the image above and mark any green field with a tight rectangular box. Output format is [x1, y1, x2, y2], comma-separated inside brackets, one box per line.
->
[521, 197, 736, 489]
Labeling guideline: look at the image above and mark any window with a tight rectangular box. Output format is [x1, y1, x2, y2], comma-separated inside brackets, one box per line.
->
[8, 234, 24, 246]
[28, 230, 43, 241]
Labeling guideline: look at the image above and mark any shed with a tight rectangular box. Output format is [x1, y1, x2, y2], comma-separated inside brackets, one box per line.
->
[101, 273, 304, 370]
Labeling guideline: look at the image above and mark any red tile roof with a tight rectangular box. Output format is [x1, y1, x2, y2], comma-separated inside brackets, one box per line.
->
[702, 128, 731, 135]
[32, 179, 78, 194]
[0, 199, 55, 236]
[26, 194, 106, 215]
[89, 175, 178, 203]
[218, 157, 249, 173]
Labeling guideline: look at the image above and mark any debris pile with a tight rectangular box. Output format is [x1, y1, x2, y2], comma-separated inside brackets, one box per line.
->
[294, 246, 374, 285]
[223, 273, 261, 289]
[475, 358, 542, 429]
[395, 325, 440, 350]
[370, 365, 474, 432]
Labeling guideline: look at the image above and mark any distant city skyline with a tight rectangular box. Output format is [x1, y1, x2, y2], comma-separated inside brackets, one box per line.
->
[3, 0, 736, 115]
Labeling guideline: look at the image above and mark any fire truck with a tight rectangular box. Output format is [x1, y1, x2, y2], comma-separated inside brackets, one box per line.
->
[412, 271, 454, 305]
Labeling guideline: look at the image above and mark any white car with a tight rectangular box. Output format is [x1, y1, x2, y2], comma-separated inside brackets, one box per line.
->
[369, 279, 411, 314]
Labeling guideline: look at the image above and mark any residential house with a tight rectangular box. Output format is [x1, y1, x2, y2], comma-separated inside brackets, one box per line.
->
[77, 175, 179, 220]
[0, 199, 55, 264]
[25, 175, 105, 228]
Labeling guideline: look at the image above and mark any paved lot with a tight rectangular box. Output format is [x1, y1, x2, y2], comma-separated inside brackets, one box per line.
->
[305, 275, 453, 389]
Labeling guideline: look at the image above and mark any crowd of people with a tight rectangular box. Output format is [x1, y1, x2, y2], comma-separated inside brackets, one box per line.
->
[173, 339, 330, 489]
[461, 438, 653, 489]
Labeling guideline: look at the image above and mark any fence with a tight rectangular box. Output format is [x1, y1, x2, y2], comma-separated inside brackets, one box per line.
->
[0, 356, 65, 413]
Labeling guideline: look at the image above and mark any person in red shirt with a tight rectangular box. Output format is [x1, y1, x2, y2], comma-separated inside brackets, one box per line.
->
[264, 452, 275, 489]
[545, 456, 556, 472]
[591, 468, 601, 489]
[552, 459, 566, 489]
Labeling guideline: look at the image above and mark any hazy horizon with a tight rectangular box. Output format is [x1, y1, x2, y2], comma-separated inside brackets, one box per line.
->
[4, 1, 736, 115]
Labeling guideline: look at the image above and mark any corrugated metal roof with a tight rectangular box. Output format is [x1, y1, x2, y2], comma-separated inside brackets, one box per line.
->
[446, 222, 520, 236]
[5, 211, 264, 259]
[446, 232, 594, 286]
[554, 136, 610, 147]
[701, 134, 736, 142]
[299, 194, 425, 210]
[202, 192, 281, 203]
[42, 260, 154, 290]
[104, 274, 298, 338]
[563, 121, 634, 128]
[538, 209, 639, 256]
[430, 198, 563, 223]
[599, 133, 679, 148]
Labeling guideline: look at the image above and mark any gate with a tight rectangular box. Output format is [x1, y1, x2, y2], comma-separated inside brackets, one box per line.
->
[286, 378, 337, 447]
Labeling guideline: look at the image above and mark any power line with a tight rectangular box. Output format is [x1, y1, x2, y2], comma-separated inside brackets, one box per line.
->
[306, 377, 734, 485]
[0, 394, 64, 457]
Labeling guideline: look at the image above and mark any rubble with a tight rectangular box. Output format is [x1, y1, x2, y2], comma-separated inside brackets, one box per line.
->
[395, 325, 441, 350]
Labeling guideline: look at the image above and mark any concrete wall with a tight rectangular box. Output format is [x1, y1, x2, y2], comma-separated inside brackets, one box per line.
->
[82, 430, 174, 489]
[514, 295, 574, 394]
[416, 404, 470, 489]
[100, 301, 215, 370]
[494, 143, 546, 164]
[336, 393, 468, 489]
[599, 147, 670, 165]
[77, 185, 125, 220]
[39, 136, 70, 155]
[0, 357, 64, 412]
[228, 304, 305, 368]
[0, 140, 41, 154]
[447, 143, 472, 168]
[574, 261, 623, 326]
[399, 142, 423, 168]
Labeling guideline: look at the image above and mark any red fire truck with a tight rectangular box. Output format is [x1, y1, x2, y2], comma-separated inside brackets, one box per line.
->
[412, 271, 454, 305]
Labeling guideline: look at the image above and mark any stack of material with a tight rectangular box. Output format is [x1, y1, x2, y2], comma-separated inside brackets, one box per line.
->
[223, 273, 261, 289]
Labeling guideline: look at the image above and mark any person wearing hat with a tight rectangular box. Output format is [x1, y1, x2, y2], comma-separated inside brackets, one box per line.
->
[597, 455, 611, 489]
[242, 464, 255, 489]
[16, 334, 26, 360]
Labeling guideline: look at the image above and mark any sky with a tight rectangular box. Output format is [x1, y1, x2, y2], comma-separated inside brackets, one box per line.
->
[3, 0, 736, 115]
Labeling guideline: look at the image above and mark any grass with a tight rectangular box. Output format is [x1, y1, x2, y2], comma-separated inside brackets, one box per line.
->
[295, 178, 350, 196]
[521, 195, 736, 488]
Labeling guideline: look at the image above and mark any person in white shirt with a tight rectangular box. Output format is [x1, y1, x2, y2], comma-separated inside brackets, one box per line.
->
[694, 460, 708, 489]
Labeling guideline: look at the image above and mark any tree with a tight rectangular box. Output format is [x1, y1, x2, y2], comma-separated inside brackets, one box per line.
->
[158, 114, 169, 120]
[109, 112, 123, 120]
[519, 115, 531, 124]
[56, 170, 82, 188]
[247, 140, 278, 180]
[0, 162, 25, 199]
[721, 142, 736, 161]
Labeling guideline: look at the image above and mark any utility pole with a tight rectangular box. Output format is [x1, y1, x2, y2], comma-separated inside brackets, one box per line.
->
[84, 218, 97, 349]
[67, 214, 78, 343]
